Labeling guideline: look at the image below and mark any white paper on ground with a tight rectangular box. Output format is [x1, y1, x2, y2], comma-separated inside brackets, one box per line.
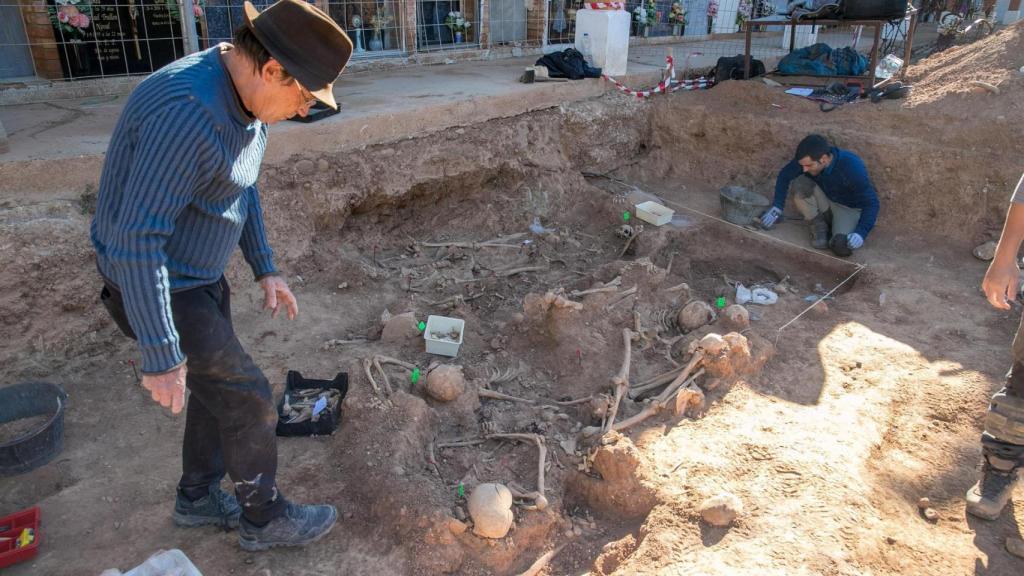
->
[785, 87, 815, 97]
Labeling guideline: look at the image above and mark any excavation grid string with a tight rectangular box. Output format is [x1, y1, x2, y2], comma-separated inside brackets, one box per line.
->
[591, 174, 866, 338]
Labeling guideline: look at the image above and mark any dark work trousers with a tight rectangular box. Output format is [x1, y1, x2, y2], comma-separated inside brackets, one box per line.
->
[100, 277, 287, 524]
[981, 312, 1024, 463]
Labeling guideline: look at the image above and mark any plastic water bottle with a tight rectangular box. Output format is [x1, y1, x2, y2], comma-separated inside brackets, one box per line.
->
[580, 33, 593, 65]
[875, 54, 904, 80]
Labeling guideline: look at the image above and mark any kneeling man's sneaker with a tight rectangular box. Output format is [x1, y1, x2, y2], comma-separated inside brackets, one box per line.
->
[965, 457, 1020, 520]
[238, 502, 337, 552]
[173, 485, 241, 529]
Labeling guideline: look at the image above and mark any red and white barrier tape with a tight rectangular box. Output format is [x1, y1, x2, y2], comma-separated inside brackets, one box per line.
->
[585, 2, 625, 9]
[602, 54, 714, 99]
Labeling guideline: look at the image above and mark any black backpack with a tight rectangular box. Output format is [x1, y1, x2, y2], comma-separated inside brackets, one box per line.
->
[535, 49, 602, 80]
[714, 55, 766, 82]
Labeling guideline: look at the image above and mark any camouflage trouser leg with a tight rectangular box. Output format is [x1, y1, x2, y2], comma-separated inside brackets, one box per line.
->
[981, 313, 1024, 464]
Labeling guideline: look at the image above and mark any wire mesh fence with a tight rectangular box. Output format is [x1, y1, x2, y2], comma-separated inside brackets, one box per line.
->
[0, 0, 197, 81]
[624, 3, 924, 83]
[0, 0, 948, 84]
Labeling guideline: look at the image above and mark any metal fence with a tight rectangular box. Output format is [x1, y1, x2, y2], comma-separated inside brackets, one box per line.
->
[0, 0, 936, 83]
[1, 0, 198, 81]
[624, 5, 922, 84]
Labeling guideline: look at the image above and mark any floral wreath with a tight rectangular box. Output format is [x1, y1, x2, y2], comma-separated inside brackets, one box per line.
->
[49, 0, 92, 40]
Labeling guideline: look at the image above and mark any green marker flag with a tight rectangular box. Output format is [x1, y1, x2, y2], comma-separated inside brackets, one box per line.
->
[623, 211, 631, 221]
[458, 482, 465, 498]
[417, 321, 426, 332]
[411, 368, 421, 384]
[716, 296, 726, 309]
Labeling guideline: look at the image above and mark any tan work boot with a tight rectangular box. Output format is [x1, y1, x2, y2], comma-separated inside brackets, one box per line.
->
[809, 211, 831, 250]
[966, 456, 1020, 520]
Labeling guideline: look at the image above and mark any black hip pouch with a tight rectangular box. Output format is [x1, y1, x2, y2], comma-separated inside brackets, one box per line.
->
[100, 284, 138, 340]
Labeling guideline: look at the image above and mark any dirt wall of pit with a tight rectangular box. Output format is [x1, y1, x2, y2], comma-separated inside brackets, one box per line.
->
[3, 70, 1021, 367]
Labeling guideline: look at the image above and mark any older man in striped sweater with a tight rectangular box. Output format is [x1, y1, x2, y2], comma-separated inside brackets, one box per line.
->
[90, 0, 352, 551]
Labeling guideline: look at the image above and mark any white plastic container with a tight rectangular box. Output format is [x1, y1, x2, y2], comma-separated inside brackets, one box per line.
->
[574, 8, 630, 76]
[424, 315, 466, 357]
[123, 549, 203, 576]
[874, 54, 903, 80]
[635, 201, 674, 226]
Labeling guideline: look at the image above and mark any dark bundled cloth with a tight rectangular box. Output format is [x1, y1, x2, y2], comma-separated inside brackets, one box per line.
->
[535, 48, 602, 80]
[778, 43, 868, 77]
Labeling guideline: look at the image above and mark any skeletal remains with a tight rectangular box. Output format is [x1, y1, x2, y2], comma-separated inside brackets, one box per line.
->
[362, 355, 418, 396]
[281, 387, 342, 424]
[582, 330, 756, 436]
[437, 432, 548, 512]
[429, 327, 462, 343]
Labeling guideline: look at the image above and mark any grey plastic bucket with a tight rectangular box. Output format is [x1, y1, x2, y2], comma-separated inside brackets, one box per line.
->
[720, 186, 770, 226]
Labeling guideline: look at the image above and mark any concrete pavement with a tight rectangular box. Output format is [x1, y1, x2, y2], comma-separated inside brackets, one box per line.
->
[0, 53, 678, 197]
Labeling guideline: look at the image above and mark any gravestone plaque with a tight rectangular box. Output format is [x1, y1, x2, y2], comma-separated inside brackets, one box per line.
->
[50, 0, 190, 79]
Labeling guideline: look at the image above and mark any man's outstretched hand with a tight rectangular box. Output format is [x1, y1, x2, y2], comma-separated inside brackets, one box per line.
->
[261, 275, 299, 320]
[983, 256, 1020, 311]
[142, 363, 187, 414]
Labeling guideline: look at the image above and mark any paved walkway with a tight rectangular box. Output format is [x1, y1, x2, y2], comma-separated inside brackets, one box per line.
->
[0, 24, 930, 197]
[0, 52, 681, 197]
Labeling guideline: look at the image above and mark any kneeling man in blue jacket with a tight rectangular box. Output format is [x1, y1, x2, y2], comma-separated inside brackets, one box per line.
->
[759, 134, 881, 257]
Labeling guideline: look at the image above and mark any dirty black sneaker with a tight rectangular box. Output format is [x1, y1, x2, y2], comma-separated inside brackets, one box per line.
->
[810, 211, 830, 250]
[965, 459, 1020, 520]
[829, 233, 853, 257]
[238, 502, 337, 552]
[173, 485, 241, 529]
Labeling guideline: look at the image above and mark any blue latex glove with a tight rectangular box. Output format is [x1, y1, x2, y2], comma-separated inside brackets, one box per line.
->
[760, 207, 782, 229]
[847, 233, 864, 249]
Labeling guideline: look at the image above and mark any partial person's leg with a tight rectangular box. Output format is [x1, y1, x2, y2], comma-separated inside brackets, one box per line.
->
[99, 282, 244, 528]
[173, 278, 337, 550]
[791, 178, 831, 249]
[172, 389, 242, 528]
[171, 279, 287, 526]
[790, 177, 825, 219]
[828, 202, 862, 237]
[178, 393, 226, 499]
[826, 202, 863, 257]
[967, 313, 1024, 519]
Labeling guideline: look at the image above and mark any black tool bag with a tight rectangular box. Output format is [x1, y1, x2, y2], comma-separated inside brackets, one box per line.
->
[842, 0, 908, 20]
[714, 55, 766, 82]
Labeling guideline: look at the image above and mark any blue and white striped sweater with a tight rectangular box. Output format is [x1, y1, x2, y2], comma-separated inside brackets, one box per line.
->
[91, 45, 276, 373]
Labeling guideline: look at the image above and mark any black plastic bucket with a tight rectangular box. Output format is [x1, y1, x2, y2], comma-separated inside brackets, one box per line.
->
[0, 382, 68, 476]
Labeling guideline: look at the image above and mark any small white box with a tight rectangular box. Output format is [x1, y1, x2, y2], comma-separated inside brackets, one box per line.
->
[424, 315, 466, 357]
[635, 201, 674, 226]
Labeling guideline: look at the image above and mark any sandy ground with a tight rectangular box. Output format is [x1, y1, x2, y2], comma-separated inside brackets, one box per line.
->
[0, 21, 1022, 576]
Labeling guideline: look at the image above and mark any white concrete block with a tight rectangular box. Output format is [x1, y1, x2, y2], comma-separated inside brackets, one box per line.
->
[575, 8, 631, 76]
[782, 24, 818, 49]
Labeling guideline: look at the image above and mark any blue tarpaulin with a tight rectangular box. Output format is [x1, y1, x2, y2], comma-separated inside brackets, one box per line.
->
[778, 43, 869, 77]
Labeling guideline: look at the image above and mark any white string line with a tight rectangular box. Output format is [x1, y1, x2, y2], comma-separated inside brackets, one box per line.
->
[655, 196, 867, 338]
[591, 174, 867, 336]
[596, 173, 864, 268]
[774, 265, 865, 341]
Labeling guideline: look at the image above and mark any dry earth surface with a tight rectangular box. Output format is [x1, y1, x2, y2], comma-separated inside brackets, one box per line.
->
[0, 22, 1023, 576]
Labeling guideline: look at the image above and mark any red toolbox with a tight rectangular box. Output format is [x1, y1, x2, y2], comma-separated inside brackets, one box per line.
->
[0, 507, 40, 569]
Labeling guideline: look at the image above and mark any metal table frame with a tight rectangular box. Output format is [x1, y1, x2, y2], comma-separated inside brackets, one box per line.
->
[742, 8, 918, 88]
